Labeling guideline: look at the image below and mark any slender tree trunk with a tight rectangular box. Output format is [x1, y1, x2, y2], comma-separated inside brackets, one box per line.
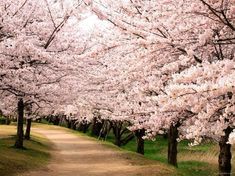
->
[99, 120, 111, 140]
[115, 134, 121, 147]
[54, 116, 60, 125]
[113, 125, 121, 146]
[67, 120, 72, 128]
[168, 123, 179, 167]
[135, 129, 145, 155]
[219, 127, 232, 176]
[77, 123, 83, 132]
[83, 123, 90, 133]
[25, 118, 32, 140]
[71, 120, 77, 130]
[113, 125, 122, 147]
[112, 122, 134, 147]
[15, 98, 24, 149]
[91, 117, 103, 136]
[6, 116, 11, 125]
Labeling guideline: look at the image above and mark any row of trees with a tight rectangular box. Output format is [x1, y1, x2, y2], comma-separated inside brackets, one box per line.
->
[0, 0, 235, 176]
[74, 0, 235, 175]
[0, 0, 101, 146]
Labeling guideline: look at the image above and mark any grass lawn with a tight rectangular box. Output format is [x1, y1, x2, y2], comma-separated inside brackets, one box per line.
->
[121, 136, 218, 176]
[85, 127, 226, 176]
[0, 125, 51, 176]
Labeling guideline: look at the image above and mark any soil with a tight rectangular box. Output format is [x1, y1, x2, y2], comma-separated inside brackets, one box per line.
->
[22, 127, 172, 176]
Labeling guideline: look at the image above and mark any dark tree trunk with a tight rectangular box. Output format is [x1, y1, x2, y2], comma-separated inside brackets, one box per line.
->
[83, 124, 88, 133]
[121, 133, 135, 146]
[77, 123, 90, 133]
[6, 116, 11, 125]
[115, 134, 122, 147]
[53, 116, 60, 125]
[135, 129, 145, 155]
[77, 123, 83, 132]
[113, 122, 122, 147]
[91, 117, 103, 136]
[168, 123, 179, 167]
[219, 127, 233, 176]
[99, 120, 111, 140]
[15, 98, 24, 149]
[25, 118, 32, 140]
[112, 121, 134, 147]
[47, 115, 52, 123]
[71, 120, 77, 130]
[67, 120, 72, 129]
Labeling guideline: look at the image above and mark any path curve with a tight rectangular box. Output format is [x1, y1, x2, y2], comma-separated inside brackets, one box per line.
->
[23, 127, 172, 176]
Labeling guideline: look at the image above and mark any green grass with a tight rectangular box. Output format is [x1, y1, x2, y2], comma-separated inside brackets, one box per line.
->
[0, 125, 51, 176]
[120, 136, 217, 176]
[39, 119, 54, 125]
[2, 122, 217, 176]
[77, 127, 219, 176]
[34, 122, 231, 176]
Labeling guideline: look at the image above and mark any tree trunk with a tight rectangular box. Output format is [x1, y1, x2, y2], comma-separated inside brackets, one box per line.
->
[77, 123, 83, 132]
[25, 118, 32, 140]
[53, 116, 60, 125]
[6, 116, 11, 125]
[115, 134, 122, 147]
[219, 127, 232, 176]
[71, 120, 77, 130]
[77, 123, 90, 133]
[113, 125, 120, 146]
[83, 124, 89, 133]
[15, 98, 24, 149]
[99, 120, 111, 140]
[91, 117, 103, 136]
[168, 123, 179, 167]
[135, 129, 145, 155]
[67, 120, 72, 128]
[113, 125, 122, 147]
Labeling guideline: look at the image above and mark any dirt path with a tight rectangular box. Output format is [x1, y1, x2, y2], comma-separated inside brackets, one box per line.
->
[23, 127, 172, 176]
